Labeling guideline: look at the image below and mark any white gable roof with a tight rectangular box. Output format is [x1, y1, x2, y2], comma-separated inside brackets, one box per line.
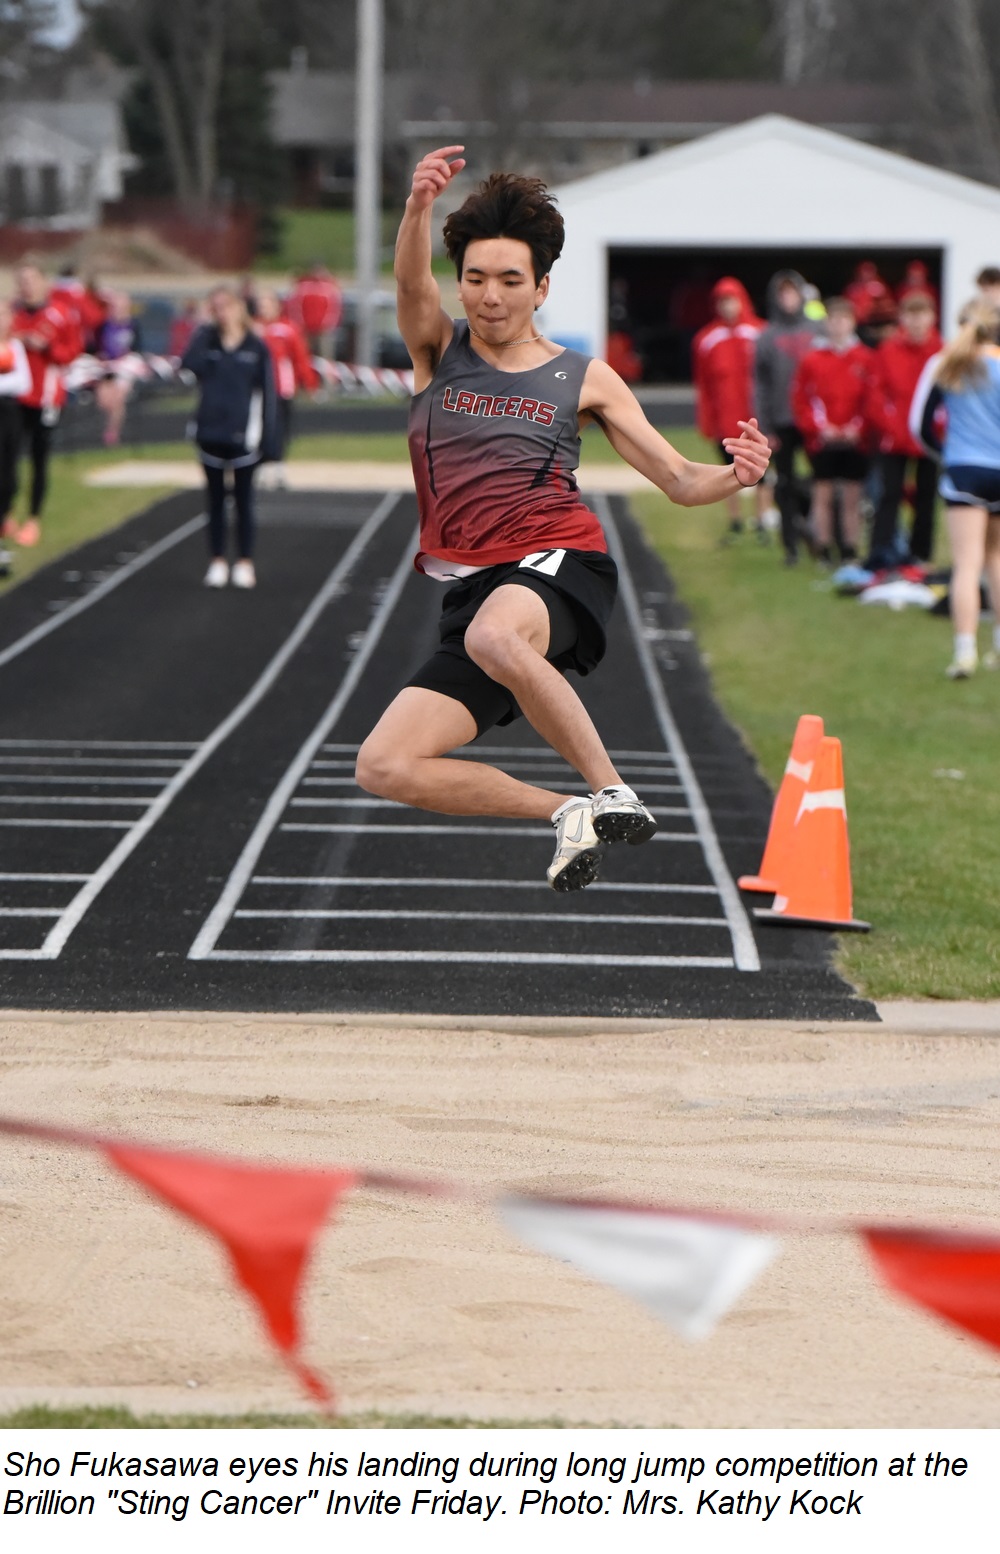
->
[554, 114, 1000, 216]
[540, 115, 1000, 356]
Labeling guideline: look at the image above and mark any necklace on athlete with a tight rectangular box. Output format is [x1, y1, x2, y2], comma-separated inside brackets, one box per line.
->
[469, 325, 544, 349]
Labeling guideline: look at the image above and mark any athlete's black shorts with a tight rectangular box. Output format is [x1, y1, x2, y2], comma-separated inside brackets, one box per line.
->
[940, 464, 1000, 512]
[406, 548, 618, 736]
[808, 445, 869, 482]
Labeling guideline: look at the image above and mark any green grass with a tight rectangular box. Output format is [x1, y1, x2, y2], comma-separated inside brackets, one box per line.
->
[0, 449, 173, 598]
[0, 1404, 582, 1430]
[633, 429, 1000, 1002]
[258, 208, 452, 279]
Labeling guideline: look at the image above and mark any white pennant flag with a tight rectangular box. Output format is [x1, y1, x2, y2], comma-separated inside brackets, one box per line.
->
[500, 1197, 779, 1340]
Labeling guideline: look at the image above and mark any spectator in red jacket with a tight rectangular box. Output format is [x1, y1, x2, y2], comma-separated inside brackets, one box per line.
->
[256, 287, 319, 485]
[897, 259, 939, 313]
[865, 290, 942, 567]
[286, 263, 342, 358]
[844, 260, 890, 326]
[692, 277, 767, 535]
[8, 264, 79, 548]
[791, 297, 872, 561]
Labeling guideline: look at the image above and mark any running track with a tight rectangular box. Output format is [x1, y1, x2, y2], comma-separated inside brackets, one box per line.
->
[0, 489, 875, 1018]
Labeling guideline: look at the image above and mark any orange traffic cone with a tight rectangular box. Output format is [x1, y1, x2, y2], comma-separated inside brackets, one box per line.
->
[739, 714, 824, 893]
[753, 736, 870, 932]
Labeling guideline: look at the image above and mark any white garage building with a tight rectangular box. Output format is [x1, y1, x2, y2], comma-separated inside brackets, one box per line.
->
[538, 114, 1000, 368]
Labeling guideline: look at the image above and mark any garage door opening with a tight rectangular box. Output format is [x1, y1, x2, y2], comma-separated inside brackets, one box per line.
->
[608, 245, 945, 384]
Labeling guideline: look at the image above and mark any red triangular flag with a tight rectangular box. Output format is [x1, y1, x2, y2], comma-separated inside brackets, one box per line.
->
[864, 1227, 1000, 1352]
[105, 1144, 356, 1404]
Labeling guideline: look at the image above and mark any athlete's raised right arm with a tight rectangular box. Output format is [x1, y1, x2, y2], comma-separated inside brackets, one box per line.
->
[395, 146, 465, 391]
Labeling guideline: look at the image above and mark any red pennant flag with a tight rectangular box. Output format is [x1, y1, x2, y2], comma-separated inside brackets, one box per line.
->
[105, 1144, 357, 1405]
[864, 1227, 1000, 1352]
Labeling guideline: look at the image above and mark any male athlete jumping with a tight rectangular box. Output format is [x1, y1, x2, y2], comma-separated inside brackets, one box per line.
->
[357, 148, 770, 891]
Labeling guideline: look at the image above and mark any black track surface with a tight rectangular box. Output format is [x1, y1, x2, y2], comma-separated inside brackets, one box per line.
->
[0, 489, 875, 1019]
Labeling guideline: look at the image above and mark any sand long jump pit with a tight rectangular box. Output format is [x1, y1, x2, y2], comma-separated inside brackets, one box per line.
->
[1, 1007, 998, 1428]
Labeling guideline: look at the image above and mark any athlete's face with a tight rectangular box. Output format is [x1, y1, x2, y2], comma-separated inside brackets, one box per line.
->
[458, 238, 548, 342]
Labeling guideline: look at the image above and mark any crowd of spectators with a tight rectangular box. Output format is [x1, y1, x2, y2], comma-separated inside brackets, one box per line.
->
[0, 261, 339, 573]
[691, 259, 1000, 676]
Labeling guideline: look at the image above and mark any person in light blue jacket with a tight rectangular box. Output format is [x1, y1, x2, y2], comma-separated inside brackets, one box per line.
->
[910, 300, 1000, 678]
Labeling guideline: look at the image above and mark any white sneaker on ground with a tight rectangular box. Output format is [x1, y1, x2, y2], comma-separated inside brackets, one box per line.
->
[204, 558, 229, 588]
[230, 559, 256, 589]
[546, 798, 606, 893]
[945, 653, 977, 680]
[591, 784, 658, 845]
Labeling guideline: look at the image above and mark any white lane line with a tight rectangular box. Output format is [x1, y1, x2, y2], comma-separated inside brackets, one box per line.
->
[203, 949, 735, 968]
[0, 907, 61, 917]
[233, 909, 728, 926]
[0, 755, 184, 769]
[0, 795, 150, 806]
[0, 740, 199, 750]
[0, 515, 205, 672]
[278, 822, 699, 840]
[0, 775, 168, 787]
[0, 872, 90, 881]
[310, 758, 679, 777]
[249, 876, 721, 894]
[0, 818, 132, 829]
[598, 497, 761, 975]
[286, 796, 693, 818]
[188, 518, 415, 960]
[319, 743, 677, 762]
[299, 776, 687, 795]
[20, 493, 400, 961]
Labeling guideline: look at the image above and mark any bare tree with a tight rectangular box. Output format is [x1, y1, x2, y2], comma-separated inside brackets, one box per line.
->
[91, 0, 234, 208]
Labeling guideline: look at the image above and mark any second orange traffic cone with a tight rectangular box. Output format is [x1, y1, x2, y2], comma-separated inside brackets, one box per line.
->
[739, 714, 824, 894]
[753, 736, 870, 932]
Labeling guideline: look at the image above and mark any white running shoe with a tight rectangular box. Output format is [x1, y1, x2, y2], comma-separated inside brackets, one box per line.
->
[546, 798, 606, 893]
[945, 653, 977, 680]
[204, 558, 229, 588]
[591, 784, 658, 845]
[231, 559, 257, 589]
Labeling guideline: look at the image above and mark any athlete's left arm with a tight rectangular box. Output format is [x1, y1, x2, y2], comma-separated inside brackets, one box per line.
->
[579, 358, 770, 504]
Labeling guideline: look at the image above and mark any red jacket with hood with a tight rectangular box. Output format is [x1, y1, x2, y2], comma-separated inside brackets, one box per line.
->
[691, 278, 763, 441]
[865, 326, 942, 457]
[11, 296, 79, 412]
[260, 318, 320, 399]
[791, 337, 873, 453]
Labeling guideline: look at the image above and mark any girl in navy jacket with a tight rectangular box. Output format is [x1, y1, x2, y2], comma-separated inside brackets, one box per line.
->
[182, 287, 278, 588]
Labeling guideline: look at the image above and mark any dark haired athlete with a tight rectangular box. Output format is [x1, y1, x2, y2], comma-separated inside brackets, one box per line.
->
[357, 148, 770, 890]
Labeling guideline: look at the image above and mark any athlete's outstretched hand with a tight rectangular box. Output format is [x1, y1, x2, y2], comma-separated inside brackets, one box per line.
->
[723, 418, 771, 487]
[410, 146, 466, 210]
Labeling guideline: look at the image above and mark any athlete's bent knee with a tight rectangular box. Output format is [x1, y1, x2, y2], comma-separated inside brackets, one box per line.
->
[356, 737, 407, 799]
[465, 619, 533, 680]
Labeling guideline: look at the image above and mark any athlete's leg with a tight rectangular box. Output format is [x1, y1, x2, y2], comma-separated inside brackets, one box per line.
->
[945, 501, 987, 676]
[356, 686, 575, 820]
[462, 583, 622, 793]
[839, 480, 862, 555]
[947, 502, 987, 639]
[983, 514, 1000, 626]
[232, 462, 257, 560]
[203, 464, 228, 558]
[810, 479, 834, 551]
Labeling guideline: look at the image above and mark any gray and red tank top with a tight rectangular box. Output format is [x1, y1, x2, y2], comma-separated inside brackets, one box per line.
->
[407, 320, 606, 571]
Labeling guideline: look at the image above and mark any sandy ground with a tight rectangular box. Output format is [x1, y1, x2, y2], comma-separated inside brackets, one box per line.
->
[1, 1007, 999, 1428]
[84, 461, 657, 493]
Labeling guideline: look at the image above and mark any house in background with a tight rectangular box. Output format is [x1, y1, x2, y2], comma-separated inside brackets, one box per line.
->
[0, 99, 136, 229]
[540, 114, 1000, 376]
[267, 66, 909, 204]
